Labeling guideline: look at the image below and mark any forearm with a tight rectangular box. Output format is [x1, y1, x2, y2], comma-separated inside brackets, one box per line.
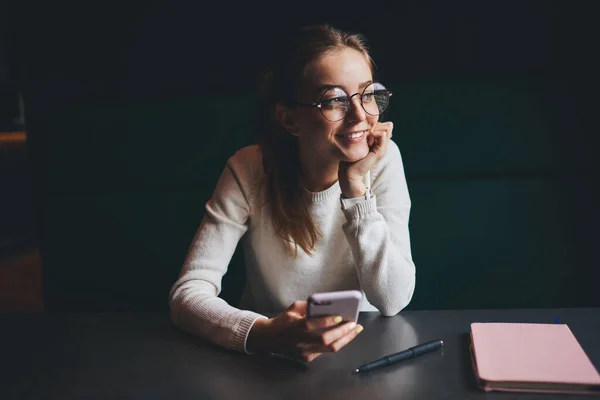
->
[169, 278, 267, 353]
[342, 196, 416, 316]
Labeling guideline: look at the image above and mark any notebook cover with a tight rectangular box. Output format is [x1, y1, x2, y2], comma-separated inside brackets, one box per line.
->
[470, 322, 600, 395]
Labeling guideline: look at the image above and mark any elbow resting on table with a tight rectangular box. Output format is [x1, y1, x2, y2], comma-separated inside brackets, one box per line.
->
[379, 298, 410, 317]
[168, 289, 183, 326]
[168, 283, 197, 328]
[378, 275, 416, 317]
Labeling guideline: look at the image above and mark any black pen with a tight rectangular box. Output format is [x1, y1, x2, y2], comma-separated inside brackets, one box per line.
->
[354, 339, 443, 373]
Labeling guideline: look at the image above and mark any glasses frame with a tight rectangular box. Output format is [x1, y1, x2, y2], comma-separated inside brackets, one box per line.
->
[293, 82, 392, 122]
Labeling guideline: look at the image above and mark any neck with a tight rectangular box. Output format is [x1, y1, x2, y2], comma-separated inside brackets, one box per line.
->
[298, 148, 338, 193]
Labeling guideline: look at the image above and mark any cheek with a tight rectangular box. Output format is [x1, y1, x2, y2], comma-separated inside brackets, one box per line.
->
[297, 110, 329, 133]
[297, 118, 336, 153]
[303, 120, 337, 143]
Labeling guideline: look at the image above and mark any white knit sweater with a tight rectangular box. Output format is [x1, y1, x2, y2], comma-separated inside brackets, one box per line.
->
[168, 140, 416, 353]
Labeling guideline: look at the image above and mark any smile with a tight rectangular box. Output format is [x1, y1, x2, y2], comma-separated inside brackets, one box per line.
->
[339, 130, 367, 139]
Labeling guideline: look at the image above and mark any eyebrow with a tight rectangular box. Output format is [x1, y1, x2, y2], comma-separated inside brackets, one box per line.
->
[313, 80, 373, 97]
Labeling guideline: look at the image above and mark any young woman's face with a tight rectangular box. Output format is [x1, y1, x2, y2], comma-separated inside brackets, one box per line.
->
[292, 47, 378, 165]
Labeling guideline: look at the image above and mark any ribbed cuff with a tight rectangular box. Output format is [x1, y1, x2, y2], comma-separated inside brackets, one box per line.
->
[342, 195, 378, 221]
[232, 313, 268, 354]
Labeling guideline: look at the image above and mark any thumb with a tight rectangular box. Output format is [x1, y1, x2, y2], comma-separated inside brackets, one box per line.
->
[287, 300, 307, 317]
[367, 133, 375, 147]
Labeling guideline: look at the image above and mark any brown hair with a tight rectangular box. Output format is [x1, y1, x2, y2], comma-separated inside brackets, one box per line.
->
[257, 25, 374, 256]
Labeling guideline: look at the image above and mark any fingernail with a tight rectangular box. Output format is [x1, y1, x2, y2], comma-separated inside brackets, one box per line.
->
[356, 326, 364, 334]
[348, 322, 356, 330]
[333, 316, 342, 323]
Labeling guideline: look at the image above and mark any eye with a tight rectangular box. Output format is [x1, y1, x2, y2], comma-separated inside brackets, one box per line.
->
[362, 92, 375, 102]
[321, 97, 348, 108]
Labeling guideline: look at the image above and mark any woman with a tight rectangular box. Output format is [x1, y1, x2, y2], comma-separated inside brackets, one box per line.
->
[169, 25, 416, 362]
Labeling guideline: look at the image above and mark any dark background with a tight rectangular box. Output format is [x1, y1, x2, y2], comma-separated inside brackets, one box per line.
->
[3, 1, 599, 311]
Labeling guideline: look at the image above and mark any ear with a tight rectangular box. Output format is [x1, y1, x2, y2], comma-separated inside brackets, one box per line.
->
[275, 104, 300, 136]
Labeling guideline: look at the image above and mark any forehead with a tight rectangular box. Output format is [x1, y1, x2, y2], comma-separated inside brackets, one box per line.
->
[303, 48, 373, 94]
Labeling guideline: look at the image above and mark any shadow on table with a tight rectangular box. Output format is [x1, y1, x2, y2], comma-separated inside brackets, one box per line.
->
[459, 332, 479, 391]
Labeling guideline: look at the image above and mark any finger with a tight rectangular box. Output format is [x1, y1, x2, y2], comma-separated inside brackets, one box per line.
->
[306, 321, 358, 350]
[373, 129, 391, 153]
[368, 125, 392, 160]
[367, 129, 387, 148]
[367, 134, 375, 147]
[371, 122, 393, 140]
[305, 314, 344, 331]
[275, 346, 321, 364]
[300, 351, 322, 363]
[326, 324, 364, 353]
[384, 121, 393, 138]
[370, 126, 392, 140]
[374, 121, 393, 133]
[286, 300, 307, 317]
[366, 132, 384, 154]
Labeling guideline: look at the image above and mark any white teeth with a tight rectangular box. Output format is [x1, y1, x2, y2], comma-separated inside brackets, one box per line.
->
[342, 131, 365, 139]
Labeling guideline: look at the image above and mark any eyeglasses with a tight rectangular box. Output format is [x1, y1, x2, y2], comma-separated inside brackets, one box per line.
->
[293, 82, 392, 122]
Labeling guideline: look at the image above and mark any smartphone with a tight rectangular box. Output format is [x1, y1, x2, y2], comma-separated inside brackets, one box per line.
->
[306, 290, 362, 323]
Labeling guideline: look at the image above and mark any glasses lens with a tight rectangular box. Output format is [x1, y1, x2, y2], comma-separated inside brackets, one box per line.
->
[362, 83, 390, 116]
[319, 87, 348, 121]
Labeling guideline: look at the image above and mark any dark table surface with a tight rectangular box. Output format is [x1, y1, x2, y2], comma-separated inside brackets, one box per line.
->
[1, 308, 599, 400]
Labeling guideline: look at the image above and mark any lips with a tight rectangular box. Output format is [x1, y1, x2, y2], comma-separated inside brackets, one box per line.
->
[338, 130, 367, 139]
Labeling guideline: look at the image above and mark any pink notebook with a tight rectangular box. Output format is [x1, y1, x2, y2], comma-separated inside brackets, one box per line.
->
[470, 322, 600, 395]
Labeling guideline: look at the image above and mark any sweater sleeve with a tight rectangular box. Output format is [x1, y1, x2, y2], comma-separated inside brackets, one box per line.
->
[341, 140, 416, 316]
[168, 151, 267, 353]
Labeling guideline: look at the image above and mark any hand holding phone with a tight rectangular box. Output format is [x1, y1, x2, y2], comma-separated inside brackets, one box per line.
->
[247, 296, 364, 363]
[307, 290, 362, 323]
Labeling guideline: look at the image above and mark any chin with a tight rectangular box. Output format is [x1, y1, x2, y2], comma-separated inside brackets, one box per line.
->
[340, 146, 370, 163]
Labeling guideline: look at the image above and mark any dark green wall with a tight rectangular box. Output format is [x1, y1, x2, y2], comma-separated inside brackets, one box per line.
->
[7, 1, 599, 311]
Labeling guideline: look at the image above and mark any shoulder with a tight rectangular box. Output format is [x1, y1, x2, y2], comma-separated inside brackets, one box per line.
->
[372, 139, 405, 176]
[370, 139, 411, 203]
[225, 144, 265, 197]
[228, 144, 263, 172]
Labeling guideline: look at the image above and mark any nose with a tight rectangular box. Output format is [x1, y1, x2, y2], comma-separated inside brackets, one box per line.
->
[345, 93, 367, 123]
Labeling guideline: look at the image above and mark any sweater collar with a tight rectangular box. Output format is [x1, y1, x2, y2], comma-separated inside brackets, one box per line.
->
[302, 180, 340, 203]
